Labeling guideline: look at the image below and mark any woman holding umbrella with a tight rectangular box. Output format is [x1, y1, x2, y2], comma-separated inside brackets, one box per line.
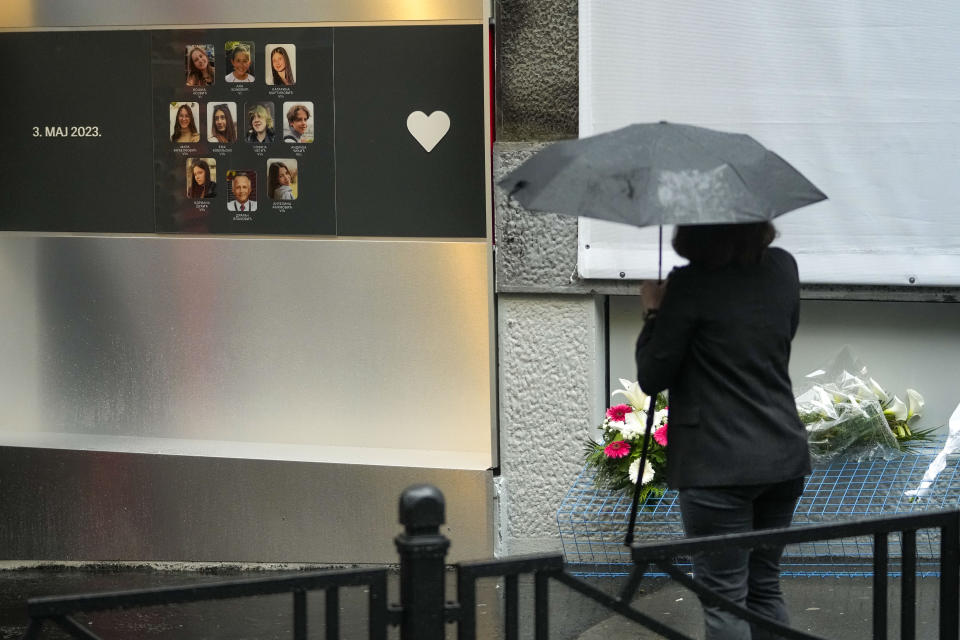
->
[635, 222, 811, 640]
[500, 121, 825, 638]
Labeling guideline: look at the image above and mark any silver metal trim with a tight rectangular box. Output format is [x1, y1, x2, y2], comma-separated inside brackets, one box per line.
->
[0, 0, 485, 28]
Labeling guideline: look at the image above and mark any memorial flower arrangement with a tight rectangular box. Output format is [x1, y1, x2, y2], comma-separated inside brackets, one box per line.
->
[583, 379, 669, 501]
[795, 347, 937, 461]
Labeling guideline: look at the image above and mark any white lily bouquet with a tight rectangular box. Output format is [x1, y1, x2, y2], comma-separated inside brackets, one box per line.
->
[795, 347, 936, 462]
[583, 379, 669, 502]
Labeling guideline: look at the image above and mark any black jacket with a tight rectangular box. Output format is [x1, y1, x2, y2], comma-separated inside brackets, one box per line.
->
[635, 247, 811, 489]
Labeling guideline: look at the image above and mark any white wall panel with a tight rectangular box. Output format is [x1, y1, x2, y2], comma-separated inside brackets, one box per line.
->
[579, 1, 960, 286]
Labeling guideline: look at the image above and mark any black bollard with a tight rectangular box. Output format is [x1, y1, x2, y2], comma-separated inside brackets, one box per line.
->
[395, 484, 450, 640]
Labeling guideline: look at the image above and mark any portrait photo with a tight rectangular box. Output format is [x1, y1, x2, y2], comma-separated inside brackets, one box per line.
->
[186, 158, 217, 199]
[225, 41, 255, 83]
[244, 102, 276, 144]
[207, 102, 238, 143]
[185, 44, 216, 86]
[267, 159, 298, 201]
[265, 44, 296, 86]
[170, 102, 201, 144]
[282, 102, 314, 144]
[225, 170, 257, 212]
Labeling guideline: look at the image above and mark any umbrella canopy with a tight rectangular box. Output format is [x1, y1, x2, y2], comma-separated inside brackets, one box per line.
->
[499, 122, 826, 227]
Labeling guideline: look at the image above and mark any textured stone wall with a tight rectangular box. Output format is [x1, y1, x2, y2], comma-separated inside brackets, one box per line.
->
[495, 143, 578, 291]
[495, 0, 578, 140]
[496, 294, 604, 554]
[494, 143, 644, 296]
[494, 142, 628, 554]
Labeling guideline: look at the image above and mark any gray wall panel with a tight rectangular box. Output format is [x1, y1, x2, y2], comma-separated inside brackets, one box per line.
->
[0, 235, 493, 469]
[0, 446, 492, 563]
[610, 296, 960, 433]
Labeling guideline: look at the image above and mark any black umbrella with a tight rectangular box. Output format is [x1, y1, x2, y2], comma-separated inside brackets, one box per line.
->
[499, 121, 827, 545]
[500, 121, 826, 228]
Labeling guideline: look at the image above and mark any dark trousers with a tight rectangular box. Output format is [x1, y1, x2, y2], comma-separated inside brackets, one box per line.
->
[678, 477, 805, 640]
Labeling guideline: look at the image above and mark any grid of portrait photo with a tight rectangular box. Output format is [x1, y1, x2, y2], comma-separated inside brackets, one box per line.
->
[183, 157, 301, 207]
[172, 100, 313, 146]
[165, 39, 315, 225]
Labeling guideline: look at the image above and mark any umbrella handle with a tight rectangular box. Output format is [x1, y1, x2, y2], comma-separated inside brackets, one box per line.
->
[627, 226, 663, 545]
[658, 225, 663, 283]
[624, 393, 656, 546]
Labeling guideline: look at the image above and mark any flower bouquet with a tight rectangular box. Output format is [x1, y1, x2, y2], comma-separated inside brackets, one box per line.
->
[795, 347, 937, 462]
[583, 379, 669, 502]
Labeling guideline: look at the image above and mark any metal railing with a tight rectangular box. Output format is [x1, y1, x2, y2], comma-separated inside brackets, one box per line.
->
[20, 485, 960, 639]
[21, 567, 392, 640]
[627, 509, 960, 640]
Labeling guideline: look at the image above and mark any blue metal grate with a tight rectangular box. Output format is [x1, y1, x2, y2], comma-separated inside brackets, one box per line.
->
[557, 440, 960, 577]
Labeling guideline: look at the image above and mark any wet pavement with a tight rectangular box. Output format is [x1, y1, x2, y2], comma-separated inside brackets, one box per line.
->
[578, 576, 945, 639]
[0, 565, 609, 639]
[0, 566, 946, 639]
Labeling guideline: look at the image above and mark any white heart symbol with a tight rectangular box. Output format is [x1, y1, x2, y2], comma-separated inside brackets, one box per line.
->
[406, 110, 450, 152]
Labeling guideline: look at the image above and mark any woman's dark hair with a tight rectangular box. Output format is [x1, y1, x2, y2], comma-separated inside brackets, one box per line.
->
[672, 222, 777, 268]
[188, 159, 212, 198]
[171, 105, 199, 142]
[268, 161, 289, 198]
[210, 104, 237, 143]
[270, 47, 294, 85]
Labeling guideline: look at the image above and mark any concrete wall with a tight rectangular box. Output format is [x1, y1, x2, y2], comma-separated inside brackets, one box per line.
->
[493, 143, 638, 555]
[496, 294, 604, 554]
[494, 1, 587, 554]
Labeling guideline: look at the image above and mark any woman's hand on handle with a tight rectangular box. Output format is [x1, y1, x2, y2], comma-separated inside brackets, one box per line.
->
[640, 279, 667, 312]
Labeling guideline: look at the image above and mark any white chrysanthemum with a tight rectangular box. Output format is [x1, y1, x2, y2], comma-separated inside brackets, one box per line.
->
[620, 411, 646, 440]
[606, 419, 625, 433]
[629, 457, 655, 485]
[653, 408, 669, 426]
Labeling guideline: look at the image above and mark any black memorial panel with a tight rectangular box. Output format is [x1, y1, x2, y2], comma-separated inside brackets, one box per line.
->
[0, 25, 485, 238]
[0, 31, 155, 232]
[334, 26, 486, 238]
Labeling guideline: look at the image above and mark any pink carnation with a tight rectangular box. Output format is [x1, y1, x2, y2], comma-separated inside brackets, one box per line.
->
[604, 440, 631, 458]
[653, 424, 668, 446]
[606, 404, 633, 422]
